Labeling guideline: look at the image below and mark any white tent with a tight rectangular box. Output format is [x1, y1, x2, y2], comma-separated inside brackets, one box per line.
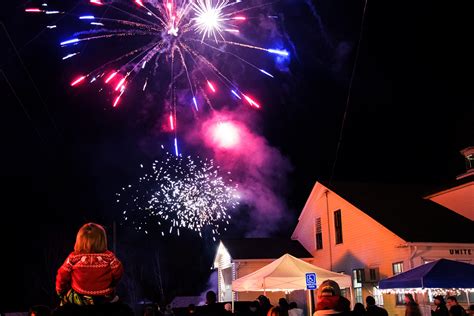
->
[232, 253, 352, 292]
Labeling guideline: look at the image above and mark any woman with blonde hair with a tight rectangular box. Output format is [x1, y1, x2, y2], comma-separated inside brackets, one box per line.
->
[56, 223, 123, 306]
[268, 306, 288, 316]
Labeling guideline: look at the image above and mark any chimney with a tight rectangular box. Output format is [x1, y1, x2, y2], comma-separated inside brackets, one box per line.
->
[456, 146, 474, 180]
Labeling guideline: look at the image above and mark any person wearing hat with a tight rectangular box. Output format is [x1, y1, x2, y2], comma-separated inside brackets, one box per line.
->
[313, 280, 351, 315]
[431, 295, 448, 316]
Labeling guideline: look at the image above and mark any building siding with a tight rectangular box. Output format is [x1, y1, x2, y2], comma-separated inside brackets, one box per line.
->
[216, 181, 474, 315]
[293, 183, 409, 279]
[427, 182, 474, 221]
[291, 182, 474, 315]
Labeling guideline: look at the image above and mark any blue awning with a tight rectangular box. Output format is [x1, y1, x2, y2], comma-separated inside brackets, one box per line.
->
[379, 259, 474, 289]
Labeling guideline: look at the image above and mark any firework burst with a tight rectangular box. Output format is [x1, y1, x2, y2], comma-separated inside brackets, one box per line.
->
[27, 0, 290, 153]
[117, 150, 239, 239]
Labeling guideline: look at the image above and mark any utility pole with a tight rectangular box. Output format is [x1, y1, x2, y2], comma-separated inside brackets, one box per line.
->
[325, 191, 333, 271]
[155, 250, 165, 305]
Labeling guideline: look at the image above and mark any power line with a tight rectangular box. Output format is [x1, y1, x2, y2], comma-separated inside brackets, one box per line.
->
[1, 21, 62, 138]
[329, 0, 368, 184]
[1, 70, 46, 144]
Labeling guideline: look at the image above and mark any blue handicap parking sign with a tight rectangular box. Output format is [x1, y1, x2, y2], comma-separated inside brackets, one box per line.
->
[305, 272, 317, 290]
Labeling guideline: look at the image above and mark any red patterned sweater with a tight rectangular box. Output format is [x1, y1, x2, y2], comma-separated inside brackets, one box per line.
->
[56, 250, 123, 296]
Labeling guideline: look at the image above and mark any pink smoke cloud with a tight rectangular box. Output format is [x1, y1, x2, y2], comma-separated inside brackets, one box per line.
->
[185, 109, 293, 236]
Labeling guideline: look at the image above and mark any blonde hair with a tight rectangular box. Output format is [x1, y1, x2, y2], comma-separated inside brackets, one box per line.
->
[74, 223, 107, 253]
[267, 307, 282, 316]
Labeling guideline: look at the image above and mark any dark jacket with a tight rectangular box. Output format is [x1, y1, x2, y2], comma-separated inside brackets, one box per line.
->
[406, 302, 422, 316]
[449, 305, 466, 316]
[366, 305, 388, 316]
[432, 305, 449, 316]
[197, 304, 225, 316]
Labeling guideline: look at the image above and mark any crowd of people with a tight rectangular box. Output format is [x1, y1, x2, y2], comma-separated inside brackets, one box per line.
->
[395, 293, 474, 316]
[22, 223, 474, 316]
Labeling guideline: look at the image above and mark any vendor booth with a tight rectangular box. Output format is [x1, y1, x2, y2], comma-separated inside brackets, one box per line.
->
[379, 259, 474, 315]
[231, 253, 352, 314]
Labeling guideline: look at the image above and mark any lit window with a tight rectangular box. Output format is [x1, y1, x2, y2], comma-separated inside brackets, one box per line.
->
[352, 269, 363, 303]
[396, 294, 405, 305]
[352, 269, 365, 287]
[355, 288, 363, 304]
[392, 262, 404, 275]
[393, 263, 405, 306]
[373, 287, 384, 306]
[353, 269, 365, 283]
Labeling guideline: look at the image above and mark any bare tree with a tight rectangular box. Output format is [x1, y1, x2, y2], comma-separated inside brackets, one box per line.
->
[152, 249, 165, 305]
[38, 231, 70, 306]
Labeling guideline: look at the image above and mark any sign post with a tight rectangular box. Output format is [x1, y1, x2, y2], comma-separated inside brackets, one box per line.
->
[306, 273, 317, 316]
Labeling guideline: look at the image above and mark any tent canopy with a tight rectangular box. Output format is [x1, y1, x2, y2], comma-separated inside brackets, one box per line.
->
[232, 253, 352, 292]
[379, 258, 474, 289]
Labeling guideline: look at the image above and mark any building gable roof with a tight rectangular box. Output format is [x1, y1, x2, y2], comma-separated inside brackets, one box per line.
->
[424, 177, 474, 199]
[221, 238, 312, 260]
[320, 181, 474, 243]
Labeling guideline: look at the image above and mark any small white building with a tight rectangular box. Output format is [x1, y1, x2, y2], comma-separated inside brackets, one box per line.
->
[213, 238, 312, 304]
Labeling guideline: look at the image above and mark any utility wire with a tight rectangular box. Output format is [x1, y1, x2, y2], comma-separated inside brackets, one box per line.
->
[1, 21, 62, 137]
[329, 0, 368, 185]
[1, 70, 46, 144]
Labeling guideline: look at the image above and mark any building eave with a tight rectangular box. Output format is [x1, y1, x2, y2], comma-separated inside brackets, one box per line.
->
[213, 241, 232, 268]
[423, 181, 474, 199]
[232, 257, 314, 263]
[404, 242, 474, 247]
[291, 181, 329, 240]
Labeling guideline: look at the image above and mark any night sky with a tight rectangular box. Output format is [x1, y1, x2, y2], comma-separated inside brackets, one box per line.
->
[1, 0, 473, 312]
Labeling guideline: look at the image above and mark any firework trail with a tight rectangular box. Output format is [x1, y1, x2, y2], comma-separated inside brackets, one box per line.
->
[116, 150, 239, 239]
[27, 0, 290, 153]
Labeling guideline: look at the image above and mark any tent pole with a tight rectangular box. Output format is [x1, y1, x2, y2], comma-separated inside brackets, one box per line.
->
[231, 288, 235, 313]
[466, 290, 470, 306]
[349, 286, 355, 309]
[421, 291, 426, 312]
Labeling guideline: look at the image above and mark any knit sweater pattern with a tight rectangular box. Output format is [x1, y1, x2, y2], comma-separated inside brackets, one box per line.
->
[56, 250, 123, 296]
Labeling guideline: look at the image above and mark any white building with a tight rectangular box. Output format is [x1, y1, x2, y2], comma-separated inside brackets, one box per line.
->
[424, 146, 474, 221]
[291, 179, 473, 315]
[214, 147, 474, 315]
[292, 146, 474, 315]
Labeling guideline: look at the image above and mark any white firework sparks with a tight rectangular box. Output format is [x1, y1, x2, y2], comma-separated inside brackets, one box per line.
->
[117, 151, 239, 238]
[192, 0, 230, 41]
